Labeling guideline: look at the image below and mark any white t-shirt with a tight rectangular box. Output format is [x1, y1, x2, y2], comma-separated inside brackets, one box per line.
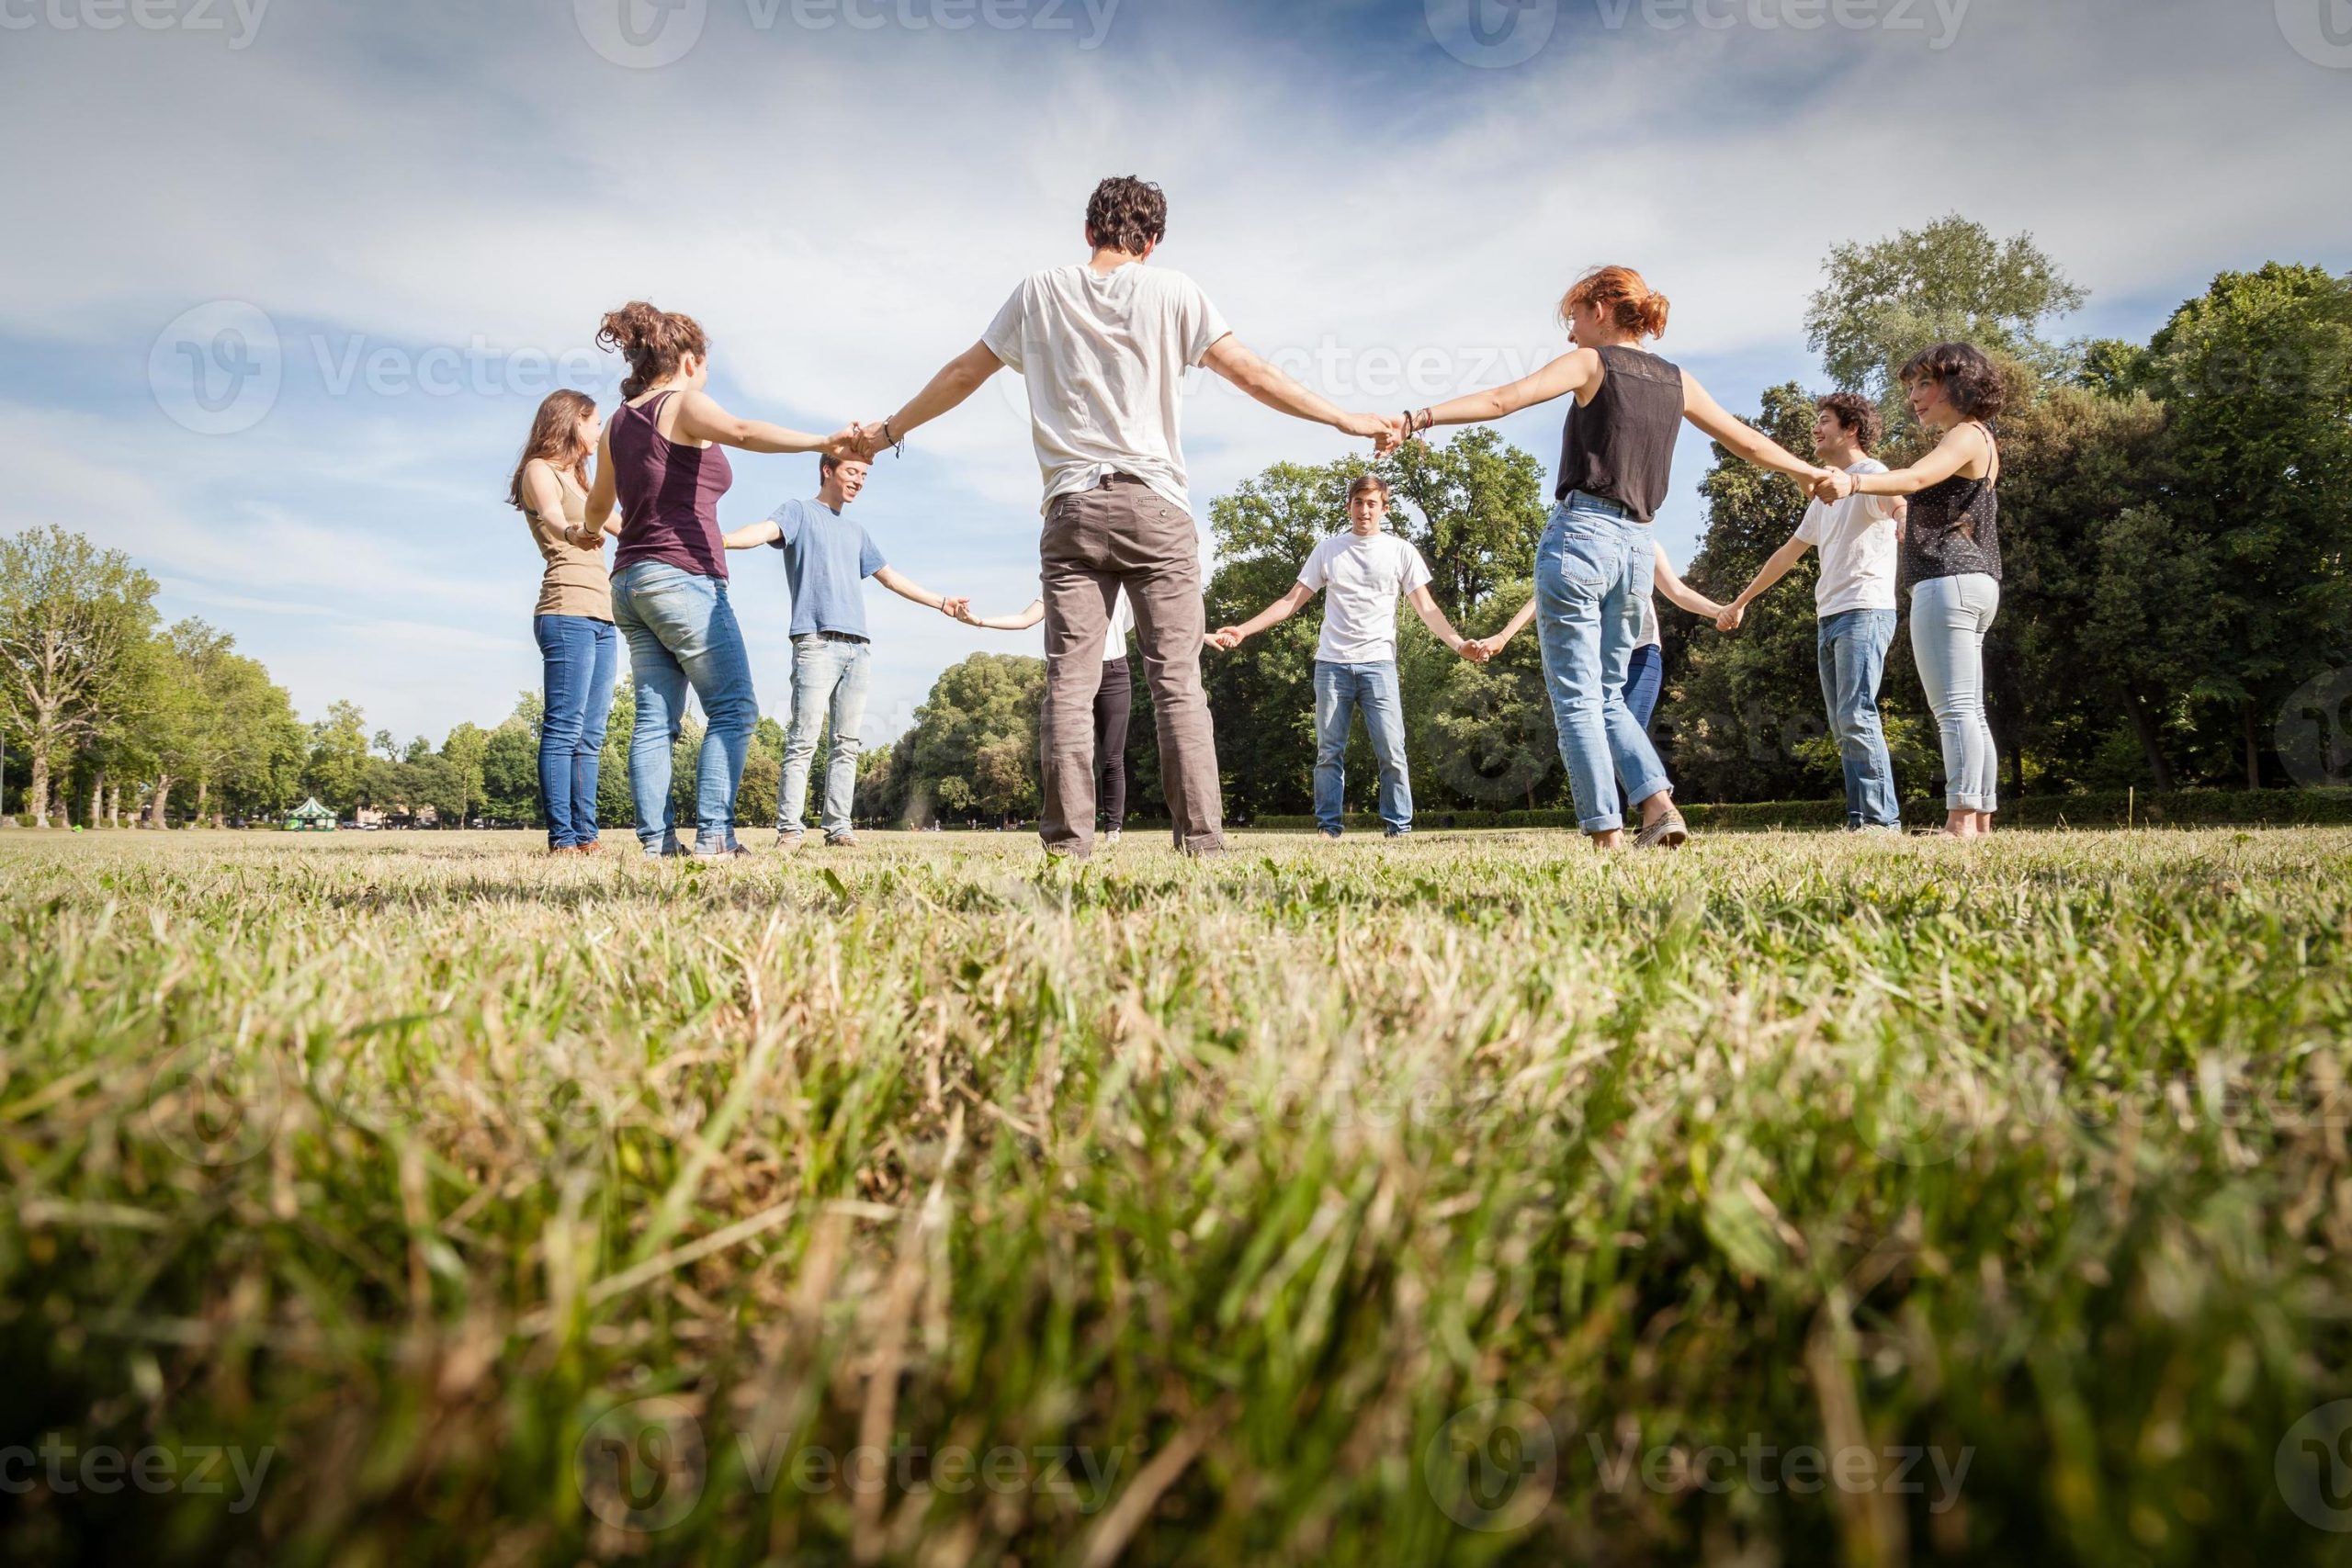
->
[1298, 530, 1433, 665]
[1795, 459, 1902, 616]
[983, 263, 1232, 518]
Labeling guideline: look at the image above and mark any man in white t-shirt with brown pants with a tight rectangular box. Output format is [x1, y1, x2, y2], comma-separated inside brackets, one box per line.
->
[854, 176, 1392, 859]
[1214, 474, 1471, 839]
[1718, 392, 1907, 830]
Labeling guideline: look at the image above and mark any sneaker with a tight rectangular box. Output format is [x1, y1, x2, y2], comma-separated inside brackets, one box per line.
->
[1103, 829, 1123, 849]
[1634, 807, 1690, 850]
[775, 832, 809, 854]
[1383, 828, 1412, 840]
[1318, 829, 1342, 841]
[824, 831, 859, 849]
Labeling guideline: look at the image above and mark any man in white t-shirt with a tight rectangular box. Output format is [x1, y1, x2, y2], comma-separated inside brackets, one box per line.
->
[1718, 393, 1908, 830]
[850, 176, 1393, 860]
[1213, 475, 1470, 839]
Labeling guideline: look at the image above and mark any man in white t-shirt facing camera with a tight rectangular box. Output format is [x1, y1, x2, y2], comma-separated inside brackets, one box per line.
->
[1718, 392, 1908, 831]
[1214, 474, 1471, 840]
[849, 176, 1394, 861]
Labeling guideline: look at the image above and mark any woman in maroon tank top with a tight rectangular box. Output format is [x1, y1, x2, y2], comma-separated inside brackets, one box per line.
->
[585, 301, 857, 859]
[1393, 266, 1836, 851]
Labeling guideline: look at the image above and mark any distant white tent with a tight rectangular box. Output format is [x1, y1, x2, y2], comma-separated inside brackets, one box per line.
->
[285, 797, 336, 832]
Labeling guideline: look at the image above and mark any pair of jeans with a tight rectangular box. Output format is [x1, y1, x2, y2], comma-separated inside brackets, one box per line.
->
[1533, 498, 1674, 834]
[1096, 656, 1134, 829]
[1817, 608, 1901, 829]
[780, 633, 871, 841]
[1909, 573, 2001, 813]
[610, 560, 759, 855]
[1038, 476, 1222, 857]
[1313, 660, 1412, 836]
[534, 614, 619, 847]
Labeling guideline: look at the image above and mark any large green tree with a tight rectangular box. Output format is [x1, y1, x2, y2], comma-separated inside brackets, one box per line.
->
[0, 526, 159, 828]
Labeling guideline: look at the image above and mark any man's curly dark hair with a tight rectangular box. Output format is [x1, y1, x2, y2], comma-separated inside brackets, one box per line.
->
[1899, 342, 2007, 422]
[1815, 391, 1883, 454]
[1085, 176, 1168, 255]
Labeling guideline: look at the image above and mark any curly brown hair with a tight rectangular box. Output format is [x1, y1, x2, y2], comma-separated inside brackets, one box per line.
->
[1084, 176, 1168, 256]
[597, 301, 708, 401]
[1815, 391, 1883, 454]
[1899, 342, 2007, 422]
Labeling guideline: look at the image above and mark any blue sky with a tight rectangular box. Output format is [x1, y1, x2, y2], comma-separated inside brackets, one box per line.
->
[4, 0, 2348, 744]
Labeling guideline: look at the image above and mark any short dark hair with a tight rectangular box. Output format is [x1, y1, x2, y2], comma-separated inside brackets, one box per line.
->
[1085, 176, 1167, 255]
[1347, 473, 1392, 502]
[1815, 391, 1883, 453]
[1899, 342, 2007, 422]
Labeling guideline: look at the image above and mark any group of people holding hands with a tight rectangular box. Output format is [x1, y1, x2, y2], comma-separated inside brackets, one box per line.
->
[514, 176, 2009, 859]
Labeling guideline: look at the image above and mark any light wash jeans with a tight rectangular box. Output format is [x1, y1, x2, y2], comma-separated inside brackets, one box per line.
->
[534, 614, 619, 848]
[1909, 574, 2001, 813]
[1817, 608, 1901, 829]
[1534, 498, 1673, 834]
[1313, 660, 1412, 837]
[610, 561, 759, 856]
[780, 633, 872, 841]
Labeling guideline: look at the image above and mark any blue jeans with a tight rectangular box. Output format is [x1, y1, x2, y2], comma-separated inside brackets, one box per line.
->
[1817, 609, 1901, 829]
[1534, 499, 1673, 834]
[610, 561, 759, 855]
[780, 634, 872, 841]
[534, 615, 619, 848]
[1313, 660, 1412, 836]
[1910, 574, 2001, 813]
[1623, 642, 1663, 731]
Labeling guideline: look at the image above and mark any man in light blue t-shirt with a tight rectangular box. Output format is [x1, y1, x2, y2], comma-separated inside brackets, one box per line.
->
[724, 457, 967, 850]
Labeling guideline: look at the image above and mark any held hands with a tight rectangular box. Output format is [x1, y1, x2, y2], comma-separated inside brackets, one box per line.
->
[1458, 637, 1497, 665]
[1810, 468, 1856, 503]
[1207, 626, 1247, 652]
[1715, 602, 1747, 634]
[937, 596, 972, 622]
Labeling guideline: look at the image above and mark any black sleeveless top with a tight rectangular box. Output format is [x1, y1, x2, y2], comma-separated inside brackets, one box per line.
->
[1555, 345, 1683, 524]
[1898, 422, 2001, 593]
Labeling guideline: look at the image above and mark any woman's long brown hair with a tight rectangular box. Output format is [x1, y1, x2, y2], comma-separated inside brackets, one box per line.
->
[507, 389, 597, 512]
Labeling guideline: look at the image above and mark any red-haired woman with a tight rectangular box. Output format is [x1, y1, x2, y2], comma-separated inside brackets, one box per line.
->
[1396, 266, 1835, 849]
[512, 389, 616, 853]
[586, 302, 851, 859]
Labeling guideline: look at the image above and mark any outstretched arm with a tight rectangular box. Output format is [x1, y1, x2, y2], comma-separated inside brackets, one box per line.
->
[873, 565, 969, 621]
[1682, 374, 1832, 487]
[1853, 424, 1991, 497]
[1202, 338, 1392, 441]
[721, 519, 784, 551]
[582, 432, 618, 536]
[1411, 349, 1600, 441]
[1406, 586, 1468, 653]
[672, 389, 848, 457]
[1720, 535, 1810, 629]
[862, 342, 1004, 454]
[1652, 545, 1726, 621]
[956, 597, 1046, 632]
[1212, 581, 1317, 649]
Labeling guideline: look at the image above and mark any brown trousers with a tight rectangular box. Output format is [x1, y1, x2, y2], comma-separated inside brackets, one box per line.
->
[1038, 476, 1225, 857]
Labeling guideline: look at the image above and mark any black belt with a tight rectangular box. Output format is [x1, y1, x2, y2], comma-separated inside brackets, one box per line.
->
[1562, 490, 1634, 518]
[817, 630, 869, 645]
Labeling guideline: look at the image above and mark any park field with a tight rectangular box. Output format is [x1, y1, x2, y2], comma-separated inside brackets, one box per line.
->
[3, 826, 2349, 1565]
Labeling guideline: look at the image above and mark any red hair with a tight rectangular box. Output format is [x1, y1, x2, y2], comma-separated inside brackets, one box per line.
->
[1559, 265, 1670, 341]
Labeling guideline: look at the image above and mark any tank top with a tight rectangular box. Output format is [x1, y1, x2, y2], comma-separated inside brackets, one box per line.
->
[525, 468, 614, 620]
[609, 389, 734, 580]
[1899, 422, 2001, 594]
[1555, 345, 1683, 524]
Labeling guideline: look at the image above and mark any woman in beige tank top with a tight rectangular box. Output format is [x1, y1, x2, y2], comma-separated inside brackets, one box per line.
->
[512, 389, 619, 853]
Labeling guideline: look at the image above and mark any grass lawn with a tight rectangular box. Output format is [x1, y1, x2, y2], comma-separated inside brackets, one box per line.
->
[3, 826, 2349, 1565]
